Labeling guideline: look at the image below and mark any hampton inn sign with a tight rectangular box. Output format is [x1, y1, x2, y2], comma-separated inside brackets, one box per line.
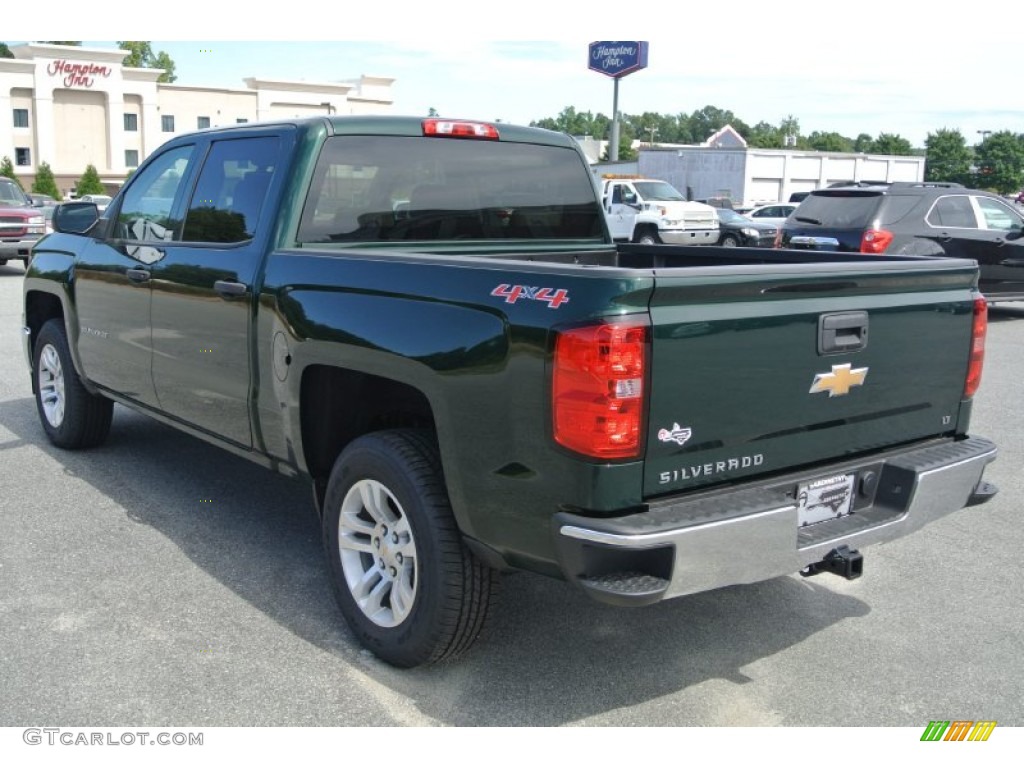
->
[46, 60, 113, 89]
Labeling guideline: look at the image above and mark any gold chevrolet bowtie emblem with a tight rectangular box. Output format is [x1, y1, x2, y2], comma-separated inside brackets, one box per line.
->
[809, 364, 868, 397]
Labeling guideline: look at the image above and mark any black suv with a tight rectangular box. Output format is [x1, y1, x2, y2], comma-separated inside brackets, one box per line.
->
[777, 182, 1024, 301]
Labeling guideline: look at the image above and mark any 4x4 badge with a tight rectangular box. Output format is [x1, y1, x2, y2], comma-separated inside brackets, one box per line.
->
[810, 364, 868, 397]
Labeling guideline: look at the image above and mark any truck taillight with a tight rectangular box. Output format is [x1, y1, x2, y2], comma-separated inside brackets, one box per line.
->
[553, 319, 648, 460]
[422, 118, 499, 140]
[860, 228, 894, 254]
[964, 297, 987, 399]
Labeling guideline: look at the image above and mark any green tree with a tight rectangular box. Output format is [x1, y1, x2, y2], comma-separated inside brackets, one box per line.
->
[31, 161, 61, 200]
[973, 131, 1024, 194]
[1, 156, 21, 186]
[854, 133, 874, 153]
[746, 121, 783, 148]
[75, 164, 105, 196]
[118, 41, 177, 83]
[807, 131, 854, 152]
[0, 43, 14, 58]
[924, 129, 973, 185]
[870, 133, 913, 156]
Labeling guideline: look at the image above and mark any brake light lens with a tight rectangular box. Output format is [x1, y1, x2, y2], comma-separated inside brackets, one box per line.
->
[553, 319, 648, 459]
[964, 297, 987, 399]
[860, 228, 894, 254]
[422, 119, 499, 140]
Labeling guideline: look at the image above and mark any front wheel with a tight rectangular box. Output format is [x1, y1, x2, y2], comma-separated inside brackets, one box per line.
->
[33, 319, 113, 449]
[634, 229, 662, 245]
[720, 234, 739, 247]
[322, 430, 498, 667]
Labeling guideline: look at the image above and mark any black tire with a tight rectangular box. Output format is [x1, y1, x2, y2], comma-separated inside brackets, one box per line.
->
[33, 319, 113, 449]
[720, 234, 739, 247]
[322, 429, 498, 667]
[634, 228, 661, 245]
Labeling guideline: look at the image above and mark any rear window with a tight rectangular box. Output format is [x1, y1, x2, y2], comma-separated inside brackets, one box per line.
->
[796, 191, 884, 228]
[297, 135, 603, 244]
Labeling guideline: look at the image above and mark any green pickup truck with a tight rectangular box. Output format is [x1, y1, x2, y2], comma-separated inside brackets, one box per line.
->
[23, 116, 998, 667]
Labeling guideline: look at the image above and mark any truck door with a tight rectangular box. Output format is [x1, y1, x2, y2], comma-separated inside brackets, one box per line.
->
[147, 132, 289, 447]
[605, 182, 638, 241]
[74, 143, 198, 407]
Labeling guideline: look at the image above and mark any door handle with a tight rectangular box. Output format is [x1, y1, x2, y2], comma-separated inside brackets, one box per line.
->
[214, 279, 248, 298]
[126, 268, 150, 283]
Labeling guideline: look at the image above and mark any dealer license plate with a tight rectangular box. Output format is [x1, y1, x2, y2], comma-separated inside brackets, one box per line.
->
[797, 473, 856, 527]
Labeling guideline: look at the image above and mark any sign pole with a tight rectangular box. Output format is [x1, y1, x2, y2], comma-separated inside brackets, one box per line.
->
[611, 77, 620, 162]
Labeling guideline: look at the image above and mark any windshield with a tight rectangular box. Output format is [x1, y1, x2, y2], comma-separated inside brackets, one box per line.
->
[632, 181, 685, 202]
[0, 179, 30, 206]
[298, 135, 604, 244]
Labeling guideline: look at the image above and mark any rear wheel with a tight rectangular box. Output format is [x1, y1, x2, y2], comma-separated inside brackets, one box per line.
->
[322, 429, 498, 667]
[33, 319, 113, 449]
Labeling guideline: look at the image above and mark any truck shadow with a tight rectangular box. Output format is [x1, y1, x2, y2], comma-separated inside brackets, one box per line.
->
[0, 396, 868, 726]
[988, 303, 1024, 323]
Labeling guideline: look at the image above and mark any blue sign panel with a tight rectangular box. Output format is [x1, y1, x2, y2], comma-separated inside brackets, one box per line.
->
[588, 41, 649, 79]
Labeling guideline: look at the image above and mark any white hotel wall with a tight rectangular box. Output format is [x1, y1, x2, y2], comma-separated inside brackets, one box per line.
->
[1, 44, 394, 196]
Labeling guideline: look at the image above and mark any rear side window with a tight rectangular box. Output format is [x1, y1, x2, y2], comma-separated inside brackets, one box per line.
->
[183, 136, 280, 243]
[975, 196, 1023, 231]
[926, 196, 977, 229]
[297, 135, 603, 244]
[796, 192, 883, 228]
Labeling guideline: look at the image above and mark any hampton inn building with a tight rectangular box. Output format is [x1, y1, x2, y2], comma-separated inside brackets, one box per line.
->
[1, 43, 395, 197]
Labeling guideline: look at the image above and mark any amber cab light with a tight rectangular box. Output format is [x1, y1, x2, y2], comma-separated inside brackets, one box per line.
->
[964, 297, 987, 398]
[422, 119, 499, 140]
[860, 228, 894, 254]
[553, 319, 648, 460]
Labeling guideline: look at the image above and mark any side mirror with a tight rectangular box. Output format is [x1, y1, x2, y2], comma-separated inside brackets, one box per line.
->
[53, 202, 100, 235]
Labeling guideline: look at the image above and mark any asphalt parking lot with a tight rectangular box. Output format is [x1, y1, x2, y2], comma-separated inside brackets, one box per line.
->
[1, 260, 1022, 728]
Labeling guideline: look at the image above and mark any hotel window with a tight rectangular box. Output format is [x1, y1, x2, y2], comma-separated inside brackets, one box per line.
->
[15, 147, 31, 166]
[236, 118, 249, 124]
[162, 115, 175, 132]
[197, 116, 211, 129]
[124, 113, 138, 131]
[13, 109, 29, 128]
[125, 150, 139, 168]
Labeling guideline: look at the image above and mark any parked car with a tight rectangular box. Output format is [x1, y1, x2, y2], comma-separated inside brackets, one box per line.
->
[777, 181, 1024, 301]
[715, 208, 777, 247]
[29, 193, 57, 207]
[789, 192, 811, 203]
[77, 194, 112, 212]
[747, 203, 798, 227]
[0, 177, 46, 267]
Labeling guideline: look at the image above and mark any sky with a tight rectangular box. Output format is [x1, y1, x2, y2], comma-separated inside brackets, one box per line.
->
[17, 0, 1024, 149]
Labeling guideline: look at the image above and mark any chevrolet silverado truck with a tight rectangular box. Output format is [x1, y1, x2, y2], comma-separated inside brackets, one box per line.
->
[23, 116, 997, 667]
[601, 177, 719, 245]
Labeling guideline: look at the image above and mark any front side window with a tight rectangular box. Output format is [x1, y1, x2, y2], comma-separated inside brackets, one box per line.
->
[297, 135, 603, 244]
[926, 196, 977, 229]
[161, 115, 175, 133]
[976, 196, 1023, 231]
[182, 136, 280, 243]
[116, 144, 195, 246]
[13, 109, 29, 128]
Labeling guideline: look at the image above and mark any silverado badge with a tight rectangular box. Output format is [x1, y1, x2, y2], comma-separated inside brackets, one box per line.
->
[809, 364, 868, 397]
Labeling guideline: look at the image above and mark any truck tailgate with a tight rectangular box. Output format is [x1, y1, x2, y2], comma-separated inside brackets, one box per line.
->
[644, 261, 980, 498]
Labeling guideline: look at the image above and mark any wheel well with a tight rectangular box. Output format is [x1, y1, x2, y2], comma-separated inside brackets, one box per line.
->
[300, 365, 437, 498]
[25, 291, 65, 355]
